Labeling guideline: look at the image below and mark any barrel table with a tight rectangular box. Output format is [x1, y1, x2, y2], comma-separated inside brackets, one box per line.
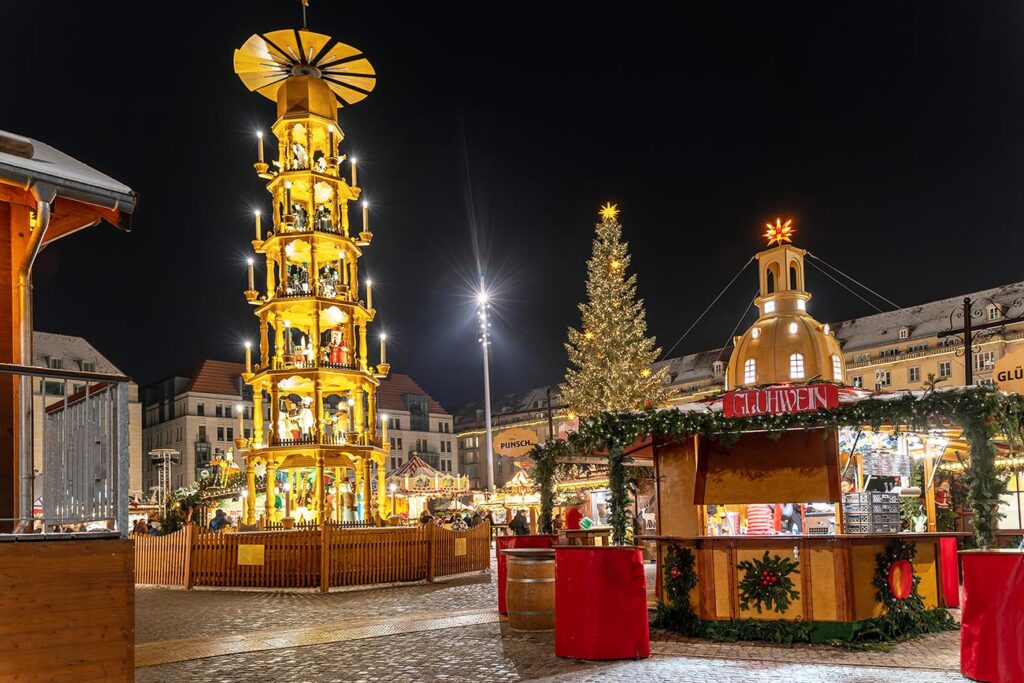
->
[501, 548, 556, 632]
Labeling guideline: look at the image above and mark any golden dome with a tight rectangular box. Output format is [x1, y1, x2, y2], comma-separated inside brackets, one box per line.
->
[726, 239, 846, 389]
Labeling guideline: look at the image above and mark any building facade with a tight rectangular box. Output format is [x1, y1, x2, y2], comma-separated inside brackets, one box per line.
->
[455, 279, 1024, 489]
[377, 373, 455, 475]
[31, 331, 143, 497]
[141, 360, 253, 494]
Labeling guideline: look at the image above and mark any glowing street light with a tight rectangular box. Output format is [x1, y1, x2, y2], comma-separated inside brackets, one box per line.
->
[477, 278, 495, 491]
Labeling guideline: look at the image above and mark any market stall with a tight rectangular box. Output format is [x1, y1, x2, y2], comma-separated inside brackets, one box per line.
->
[385, 455, 470, 520]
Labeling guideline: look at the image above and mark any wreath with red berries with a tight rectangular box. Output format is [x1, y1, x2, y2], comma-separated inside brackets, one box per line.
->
[653, 544, 700, 634]
[737, 550, 800, 614]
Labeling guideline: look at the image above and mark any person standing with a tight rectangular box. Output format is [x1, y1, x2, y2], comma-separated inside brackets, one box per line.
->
[565, 505, 583, 531]
[509, 509, 530, 536]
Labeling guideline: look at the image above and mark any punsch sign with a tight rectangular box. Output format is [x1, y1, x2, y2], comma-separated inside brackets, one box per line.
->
[723, 383, 839, 418]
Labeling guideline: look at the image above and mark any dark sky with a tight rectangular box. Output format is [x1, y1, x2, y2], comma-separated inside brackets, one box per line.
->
[5, 2, 1024, 408]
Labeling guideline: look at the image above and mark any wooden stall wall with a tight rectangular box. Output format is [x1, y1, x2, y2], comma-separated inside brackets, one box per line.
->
[0, 538, 134, 683]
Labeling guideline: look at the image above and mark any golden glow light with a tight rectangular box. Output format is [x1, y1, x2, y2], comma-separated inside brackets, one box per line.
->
[764, 217, 795, 246]
[599, 203, 620, 220]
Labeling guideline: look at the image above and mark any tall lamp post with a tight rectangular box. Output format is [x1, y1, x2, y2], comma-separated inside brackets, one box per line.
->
[477, 284, 495, 491]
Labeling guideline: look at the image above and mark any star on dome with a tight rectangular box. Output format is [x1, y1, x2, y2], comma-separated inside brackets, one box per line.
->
[764, 218, 795, 246]
[599, 203, 620, 220]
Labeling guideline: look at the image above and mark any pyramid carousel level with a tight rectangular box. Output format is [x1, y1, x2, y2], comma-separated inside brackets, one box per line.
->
[233, 28, 390, 525]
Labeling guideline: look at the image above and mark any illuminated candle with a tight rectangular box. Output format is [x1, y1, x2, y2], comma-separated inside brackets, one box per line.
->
[351, 157, 357, 186]
[237, 404, 244, 437]
[285, 181, 292, 208]
[328, 125, 335, 155]
[257, 131, 264, 163]
[366, 279, 373, 309]
[379, 333, 387, 364]
[244, 341, 252, 374]
[362, 200, 369, 232]
[381, 414, 389, 442]
[247, 258, 255, 291]
[254, 210, 262, 241]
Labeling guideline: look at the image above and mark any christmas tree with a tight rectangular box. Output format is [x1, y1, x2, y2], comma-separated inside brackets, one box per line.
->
[562, 204, 670, 417]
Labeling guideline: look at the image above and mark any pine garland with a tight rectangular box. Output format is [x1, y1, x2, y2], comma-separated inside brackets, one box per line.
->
[870, 538, 957, 639]
[652, 544, 701, 635]
[737, 550, 801, 614]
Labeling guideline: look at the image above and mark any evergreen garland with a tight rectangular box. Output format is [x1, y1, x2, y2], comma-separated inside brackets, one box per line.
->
[652, 544, 700, 635]
[737, 550, 800, 614]
[870, 538, 957, 639]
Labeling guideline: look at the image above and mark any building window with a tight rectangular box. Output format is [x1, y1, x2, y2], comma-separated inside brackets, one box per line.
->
[80, 360, 96, 373]
[227, 427, 234, 441]
[389, 417, 401, 430]
[197, 403, 205, 416]
[46, 357, 63, 370]
[939, 361, 952, 379]
[898, 327, 910, 340]
[973, 351, 995, 371]
[853, 353, 871, 363]
[831, 354, 842, 381]
[217, 427, 224, 441]
[43, 380, 64, 396]
[875, 370, 891, 387]
[789, 353, 804, 380]
[909, 366, 921, 383]
[988, 305, 1002, 321]
[788, 322, 798, 334]
[852, 375, 863, 388]
[796, 299, 806, 311]
[390, 437, 403, 450]
[390, 457, 398, 470]
[198, 426, 207, 442]
[751, 327, 761, 339]
[712, 360, 724, 374]
[215, 404, 223, 418]
[743, 359, 756, 384]
[764, 301, 776, 314]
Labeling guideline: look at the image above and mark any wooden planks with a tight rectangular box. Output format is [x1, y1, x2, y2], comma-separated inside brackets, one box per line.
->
[0, 538, 134, 683]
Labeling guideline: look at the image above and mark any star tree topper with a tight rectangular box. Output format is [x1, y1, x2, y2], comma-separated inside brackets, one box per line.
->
[764, 218, 795, 246]
[599, 203, 620, 220]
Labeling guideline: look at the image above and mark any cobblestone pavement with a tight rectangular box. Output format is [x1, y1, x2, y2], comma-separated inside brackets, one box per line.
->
[137, 555, 965, 682]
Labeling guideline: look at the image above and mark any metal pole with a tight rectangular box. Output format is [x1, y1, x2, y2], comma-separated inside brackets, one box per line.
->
[480, 275, 495, 492]
[963, 297, 974, 386]
[547, 387, 554, 441]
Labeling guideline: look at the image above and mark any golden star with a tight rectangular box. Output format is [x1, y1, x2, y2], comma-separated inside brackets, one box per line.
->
[599, 203, 620, 220]
[764, 218, 795, 246]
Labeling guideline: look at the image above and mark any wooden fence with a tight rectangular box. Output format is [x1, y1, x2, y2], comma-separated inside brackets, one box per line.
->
[133, 522, 490, 590]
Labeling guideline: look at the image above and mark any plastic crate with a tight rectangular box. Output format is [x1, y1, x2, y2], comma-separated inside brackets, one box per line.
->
[872, 492, 900, 504]
[843, 522, 872, 534]
[872, 503, 900, 514]
[843, 503, 871, 514]
[843, 493, 872, 503]
[873, 512, 901, 524]
[871, 522, 901, 533]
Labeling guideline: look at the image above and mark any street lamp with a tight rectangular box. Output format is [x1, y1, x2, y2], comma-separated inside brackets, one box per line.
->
[389, 482, 398, 516]
[477, 281, 495, 491]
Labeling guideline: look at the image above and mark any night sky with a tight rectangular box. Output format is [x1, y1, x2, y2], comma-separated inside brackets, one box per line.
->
[5, 2, 1024, 408]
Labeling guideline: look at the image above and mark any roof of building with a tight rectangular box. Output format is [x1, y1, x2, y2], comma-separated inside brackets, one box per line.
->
[833, 280, 1024, 351]
[657, 348, 728, 386]
[182, 360, 245, 396]
[0, 129, 137, 213]
[376, 372, 448, 415]
[453, 384, 564, 423]
[32, 331, 123, 375]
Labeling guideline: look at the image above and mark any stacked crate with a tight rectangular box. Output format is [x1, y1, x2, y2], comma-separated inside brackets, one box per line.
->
[841, 492, 901, 533]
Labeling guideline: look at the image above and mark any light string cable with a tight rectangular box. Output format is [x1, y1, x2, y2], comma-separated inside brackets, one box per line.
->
[714, 292, 759, 364]
[662, 257, 754, 359]
[805, 258, 889, 314]
[806, 252, 901, 312]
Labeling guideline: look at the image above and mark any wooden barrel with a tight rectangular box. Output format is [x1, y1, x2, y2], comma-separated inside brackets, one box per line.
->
[504, 548, 556, 632]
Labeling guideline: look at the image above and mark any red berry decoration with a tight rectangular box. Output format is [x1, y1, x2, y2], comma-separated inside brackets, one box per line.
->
[670, 565, 681, 580]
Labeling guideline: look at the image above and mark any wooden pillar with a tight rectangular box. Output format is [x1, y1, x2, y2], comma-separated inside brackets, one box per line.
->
[265, 253, 276, 298]
[358, 322, 368, 371]
[377, 459, 387, 520]
[353, 386, 365, 443]
[361, 458, 372, 522]
[259, 316, 270, 368]
[270, 382, 281, 445]
[316, 454, 326, 524]
[245, 457, 257, 525]
[313, 379, 323, 443]
[265, 458, 278, 521]
[273, 317, 285, 369]
[310, 243, 319, 296]
[334, 467, 343, 523]
[252, 390, 264, 447]
[367, 388, 377, 442]
[313, 308, 322, 367]
[354, 460, 365, 521]
[924, 455, 938, 532]
[341, 199, 350, 236]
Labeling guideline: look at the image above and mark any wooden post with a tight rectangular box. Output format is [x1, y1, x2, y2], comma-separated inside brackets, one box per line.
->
[266, 459, 278, 522]
[320, 520, 330, 592]
[183, 524, 197, 590]
[316, 454, 326, 523]
[426, 521, 436, 583]
[924, 455, 938, 532]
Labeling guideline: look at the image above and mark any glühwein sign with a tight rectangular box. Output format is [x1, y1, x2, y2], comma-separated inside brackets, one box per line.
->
[722, 383, 839, 418]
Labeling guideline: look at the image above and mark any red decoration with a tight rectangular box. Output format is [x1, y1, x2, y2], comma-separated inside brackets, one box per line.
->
[555, 547, 650, 660]
[496, 535, 557, 614]
[887, 559, 914, 600]
[961, 551, 1024, 682]
[722, 383, 839, 418]
[670, 565, 681, 580]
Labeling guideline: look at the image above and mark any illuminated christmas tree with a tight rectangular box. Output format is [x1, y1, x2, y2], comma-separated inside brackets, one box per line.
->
[562, 204, 670, 417]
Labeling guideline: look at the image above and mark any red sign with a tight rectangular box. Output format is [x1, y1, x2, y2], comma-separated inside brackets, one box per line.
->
[722, 383, 839, 418]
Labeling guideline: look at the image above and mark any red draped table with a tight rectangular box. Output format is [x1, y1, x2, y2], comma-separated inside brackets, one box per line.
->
[960, 549, 1024, 683]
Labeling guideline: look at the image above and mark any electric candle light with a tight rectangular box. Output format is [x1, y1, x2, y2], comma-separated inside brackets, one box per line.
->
[380, 333, 387, 365]
[328, 125, 335, 155]
[350, 157, 357, 186]
[247, 258, 255, 291]
[254, 210, 262, 241]
[244, 341, 252, 374]
[366, 279, 373, 309]
[381, 413, 389, 442]
[285, 181, 292, 207]
[257, 131, 264, 163]
[362, 200, 369, 232]
[236, 404, 244, 438]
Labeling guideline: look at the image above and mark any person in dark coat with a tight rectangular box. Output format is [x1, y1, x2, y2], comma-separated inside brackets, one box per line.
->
[509, 510, 530, 536]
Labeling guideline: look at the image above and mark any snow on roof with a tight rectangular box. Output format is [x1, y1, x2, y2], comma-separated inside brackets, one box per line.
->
[833, 280, 1024, 351]
[32, 331, 123, 375]
[0, 129, 136, 208]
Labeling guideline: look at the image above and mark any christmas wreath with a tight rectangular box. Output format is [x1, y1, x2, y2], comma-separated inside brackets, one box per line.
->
[737, 550, 800, 614]
[868, 538, 957, 639]
[652, 544, 700, 634]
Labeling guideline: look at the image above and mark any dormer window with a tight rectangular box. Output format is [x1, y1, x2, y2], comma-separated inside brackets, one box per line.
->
[712, 361, 724, 375]
[751, 327, 761, 339]
[831, 354, 842, 381]
[743, 359, 757, 384]
[788, 322, 798, 334]
[898, 326, 911, 340]
[789, 353, 805, 379]
[796, 300, 806, 311]
[764, 301, 776, 314]
[988, 305, 1003, 321]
